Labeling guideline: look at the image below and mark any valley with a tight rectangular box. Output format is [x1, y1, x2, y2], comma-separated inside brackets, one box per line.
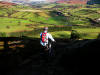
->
[0, 1, 100, 39]
[0, 1, 100, 75]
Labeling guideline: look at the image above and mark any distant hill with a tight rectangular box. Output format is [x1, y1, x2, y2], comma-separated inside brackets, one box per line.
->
[0, 1, 16, 6]
[56, 0, 89, 5]
[87, 0, 100, 4]
[55, 0, 100, 5]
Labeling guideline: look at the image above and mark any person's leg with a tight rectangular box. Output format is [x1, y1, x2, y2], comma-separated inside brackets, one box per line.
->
[40, 45, 45, 60]
[48, 43, 54, 56]
[43, 45, 49, 63]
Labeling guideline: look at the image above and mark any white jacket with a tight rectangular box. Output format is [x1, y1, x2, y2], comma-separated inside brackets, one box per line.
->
[40, 32, 55, 46]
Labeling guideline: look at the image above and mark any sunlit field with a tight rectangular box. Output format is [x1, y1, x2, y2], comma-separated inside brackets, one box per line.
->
[0, 3, 100, 39]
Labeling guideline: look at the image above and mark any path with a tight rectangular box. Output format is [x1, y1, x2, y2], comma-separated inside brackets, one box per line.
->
[3, 39, 69, 75]
[1, 38, 100, 75]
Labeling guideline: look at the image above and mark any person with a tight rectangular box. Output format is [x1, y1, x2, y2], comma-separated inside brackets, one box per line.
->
[40, 27, 56, 56]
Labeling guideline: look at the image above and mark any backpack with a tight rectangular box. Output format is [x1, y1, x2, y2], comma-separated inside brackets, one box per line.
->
[41, 32, 47, 43]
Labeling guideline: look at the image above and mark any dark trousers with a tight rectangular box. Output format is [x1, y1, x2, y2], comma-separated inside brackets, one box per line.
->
[40, 44, 55, 63]
[40, 45, 49, 61]
[40, 44, 54, 56]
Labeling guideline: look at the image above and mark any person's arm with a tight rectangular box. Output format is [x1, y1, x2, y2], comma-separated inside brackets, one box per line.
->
[40, 32, 42, 38]
[48, 33, 55, 42]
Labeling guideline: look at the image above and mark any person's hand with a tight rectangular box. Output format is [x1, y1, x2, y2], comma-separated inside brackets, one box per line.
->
[53, 41, 56, 43]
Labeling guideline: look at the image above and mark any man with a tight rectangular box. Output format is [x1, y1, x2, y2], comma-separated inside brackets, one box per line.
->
[40, 27, 55, 56]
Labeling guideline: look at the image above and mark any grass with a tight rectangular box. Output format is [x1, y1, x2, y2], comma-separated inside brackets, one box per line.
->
[73, 28, 100, 39]
[70, 8, 100, 19]
[0, 4, 100, 39]
[73, 28, 100, 33]
[0, 17, 33, 32]
[66, 7, 100, 26]
[11, 11, 67, 25]
[81, 33, 99, 39]
[0, 25, 33, 33]
[51, 31, 71, 38]
[30, 31, 71, 38]
[42, 4, 56, 8]
[0, 17, 33, 25]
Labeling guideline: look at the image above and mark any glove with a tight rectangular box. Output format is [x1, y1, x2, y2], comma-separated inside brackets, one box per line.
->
[53, 41, 56, 43]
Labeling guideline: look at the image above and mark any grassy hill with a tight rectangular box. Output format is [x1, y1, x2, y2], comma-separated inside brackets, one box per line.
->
[0, 4, 100, 39]
[52, 4, 100, 39]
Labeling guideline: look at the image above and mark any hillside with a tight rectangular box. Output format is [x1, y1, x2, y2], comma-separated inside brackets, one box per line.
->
[56, 0, 100, 5]
[0, 1, 16, 6]
[0, 4, 72, 38]
[0, 3, 100, 39]
[56, 0, 88, 4]
[87, 0, 100, 4]
[0, 2, 100, 75]
[0, 38, 100, 75]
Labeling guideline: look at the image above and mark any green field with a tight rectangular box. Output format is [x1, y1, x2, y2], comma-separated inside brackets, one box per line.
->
[73, 27, 100, 39]
[0, 17, 33, 32]
[32, 31, 71, 38]
[0, 4, 100, 39]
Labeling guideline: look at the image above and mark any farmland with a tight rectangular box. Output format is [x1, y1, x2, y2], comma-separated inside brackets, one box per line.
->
[0, 3, 100, 39]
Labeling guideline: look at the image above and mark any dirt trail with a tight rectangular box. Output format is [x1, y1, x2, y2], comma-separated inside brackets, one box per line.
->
[0, 38, 100, 75]
[1, 39, 69, 75]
